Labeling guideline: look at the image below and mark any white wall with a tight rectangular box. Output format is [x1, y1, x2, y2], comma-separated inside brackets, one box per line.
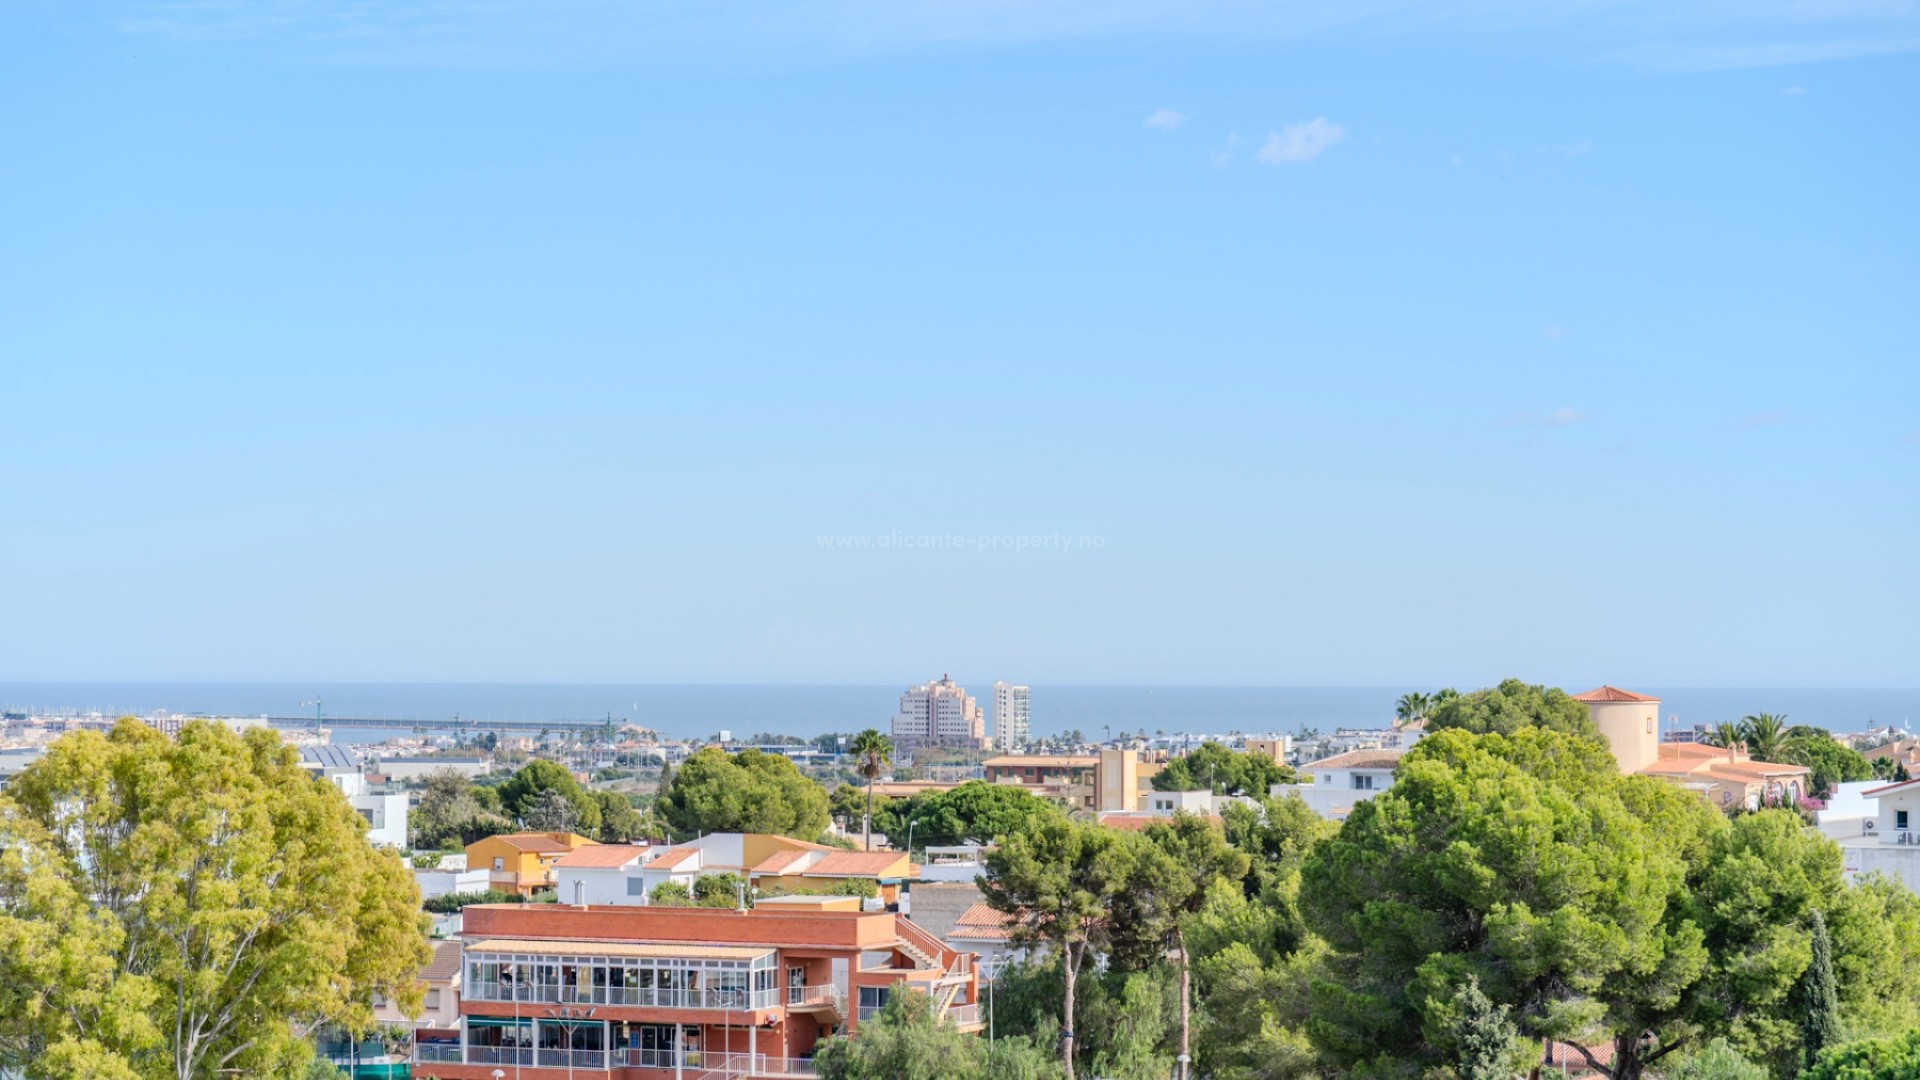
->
[414, 868, 490, 900]
[556, 866, 648, 907]
[352, 791, 410, 849]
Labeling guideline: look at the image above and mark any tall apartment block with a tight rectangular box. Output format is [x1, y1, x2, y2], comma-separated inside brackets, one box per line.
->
[888, 674, 988, 751]
[992, 682, 1030, 752]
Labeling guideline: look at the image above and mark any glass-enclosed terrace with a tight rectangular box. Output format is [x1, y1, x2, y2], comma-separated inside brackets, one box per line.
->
[463, 938, 782, 1011]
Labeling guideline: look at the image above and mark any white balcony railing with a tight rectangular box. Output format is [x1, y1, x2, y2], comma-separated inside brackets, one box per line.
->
[538, 1047, 608, 1069]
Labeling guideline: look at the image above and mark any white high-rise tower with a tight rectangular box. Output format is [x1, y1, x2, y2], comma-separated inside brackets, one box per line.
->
[993, 681, 1030, 752]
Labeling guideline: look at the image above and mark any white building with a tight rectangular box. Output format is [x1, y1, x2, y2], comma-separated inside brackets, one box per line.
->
[1276, 748, 1406, 821]
[553, 843, 659, 905]
[412, 866, 492, 900]
[1824, 777, 1920, 895]
[375, 755, 489, 782]
[993, 682, 1031, 752]
[302, 746, 409, 849]
[891, 674, 988, 751]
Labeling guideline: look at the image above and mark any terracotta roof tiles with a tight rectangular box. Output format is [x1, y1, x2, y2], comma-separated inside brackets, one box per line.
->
[1571, 686, 1660, 703]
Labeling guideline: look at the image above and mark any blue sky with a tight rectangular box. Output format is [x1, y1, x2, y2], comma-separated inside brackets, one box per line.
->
[2, 1, 1915, 686]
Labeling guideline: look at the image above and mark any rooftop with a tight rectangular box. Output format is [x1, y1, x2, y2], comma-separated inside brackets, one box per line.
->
[982, 755, 1098, 768]
[467, 937, 773, 961]
[554, 844, 650, 869]
[809, 851, 909, 877]
[1305, 749, 1406, 771]
[477, 832, 588, 853]
[422, 939, 465, 983]
[1571, 686, 1660, 703]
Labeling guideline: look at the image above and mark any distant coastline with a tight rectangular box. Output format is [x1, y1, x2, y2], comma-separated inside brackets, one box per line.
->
[1, 682, 1913, 744]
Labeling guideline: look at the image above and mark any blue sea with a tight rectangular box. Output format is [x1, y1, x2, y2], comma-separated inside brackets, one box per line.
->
[1, 683, 1915, 745]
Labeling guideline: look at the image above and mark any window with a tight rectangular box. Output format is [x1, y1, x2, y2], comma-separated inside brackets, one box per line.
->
[1352, 774, 1375, 791]
[627, 877, 646, 896]
[1899, 810, 1911, 831]
[424, 989, 441, 1009]
[858, 985, 891, 1020]
[494, 857, 505, 871]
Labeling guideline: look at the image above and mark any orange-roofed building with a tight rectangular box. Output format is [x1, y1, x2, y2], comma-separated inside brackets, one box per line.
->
[466, 832, 596, 897]
[1574, 686, 1810, 810]
[409, 900, 979, 1078]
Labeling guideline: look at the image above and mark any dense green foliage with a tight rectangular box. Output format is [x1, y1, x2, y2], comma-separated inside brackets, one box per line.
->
[1444, 977, 1523, 1080]
[656, 747, 831, 840]
[814, 989, 1062, 1080]
[410, 768, 509, 849]
[1666, 1039, 1767, 1080]
[874, 781, 1066, 851]
[1423, 677, 1600, 738]
[1799, 1029, 1920, 1080]
[1298, 726, 1920, 1079]
[498, 759, 604, 835]
[1151, 741, 1296, 795]
[1779, 728, 1873, 797]
[983, 818, 1149, 1080]
[1799, 910, 1841, 1069]
[0, 721, 430, 1080]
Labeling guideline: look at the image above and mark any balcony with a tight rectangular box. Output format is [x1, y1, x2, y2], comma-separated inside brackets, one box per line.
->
[413, 1043, 462, 1064]
[465, 980, 781, 1011]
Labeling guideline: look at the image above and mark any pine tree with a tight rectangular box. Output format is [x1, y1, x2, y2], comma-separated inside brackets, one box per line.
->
[1800, 909, 1841, 1068]
[1450, 976, 1519, 1080]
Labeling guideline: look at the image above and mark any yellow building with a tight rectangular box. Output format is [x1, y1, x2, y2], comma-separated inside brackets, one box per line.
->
[466, 831, 594, 896]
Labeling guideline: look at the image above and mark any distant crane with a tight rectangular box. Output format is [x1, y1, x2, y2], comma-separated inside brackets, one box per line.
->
[298, 698, 323, 725]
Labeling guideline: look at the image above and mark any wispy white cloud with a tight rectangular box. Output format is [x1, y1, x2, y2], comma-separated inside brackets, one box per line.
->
[1256, 118, 1346, 165]
[1542, 326, 1564, 340]
[1783, 85, 1809, 94]
[1144, 108, 1188, 131]
[1545, 139, 1593, 157]
[1546, 405, 1589, 427]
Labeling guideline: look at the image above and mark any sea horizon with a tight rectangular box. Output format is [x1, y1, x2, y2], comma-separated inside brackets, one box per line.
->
[4, 681, 1914, 744]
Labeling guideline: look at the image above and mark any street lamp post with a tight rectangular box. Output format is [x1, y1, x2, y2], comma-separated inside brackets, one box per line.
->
[544, 1006, 597, 1080]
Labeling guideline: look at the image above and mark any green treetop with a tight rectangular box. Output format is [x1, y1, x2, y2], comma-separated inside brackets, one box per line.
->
[656, 747, 830, 841]
[0, 720, 430, 1080]
[1423, 678, 1600, 739]
[1151, 741, 1295, 796]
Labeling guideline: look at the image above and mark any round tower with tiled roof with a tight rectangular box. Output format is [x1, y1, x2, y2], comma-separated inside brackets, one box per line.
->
[1573, 685, 1661, 774]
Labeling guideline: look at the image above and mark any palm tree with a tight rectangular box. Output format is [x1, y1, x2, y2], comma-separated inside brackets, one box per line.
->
[1743, 712, 1791, 763]
[1394, 692, 1431, 726]
[848, 728, 893, 852]
[1708, 722, 1745, 756]
[1434, 687, 1460, 708]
